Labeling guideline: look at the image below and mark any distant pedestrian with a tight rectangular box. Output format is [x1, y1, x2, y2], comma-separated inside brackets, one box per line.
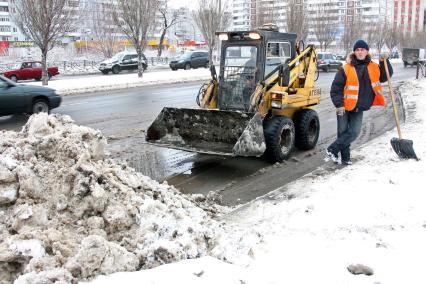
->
[325, 39, 393, 165]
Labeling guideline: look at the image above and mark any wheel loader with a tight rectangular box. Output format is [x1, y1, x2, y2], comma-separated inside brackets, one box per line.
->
[146, 25, 321, 163]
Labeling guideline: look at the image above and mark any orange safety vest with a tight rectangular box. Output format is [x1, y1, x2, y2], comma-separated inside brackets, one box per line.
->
[343, 62, 386, 111]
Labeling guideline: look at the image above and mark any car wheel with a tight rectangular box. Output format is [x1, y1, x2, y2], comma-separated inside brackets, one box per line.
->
[324, 65, 330, 72]
[10, 75, 18, 82]
[102, 70, 109, 75]
[35, 77, 41, 81]
[171, 68, 177, 71]
[32, 99, 50, 114]
[185, 63, 191, 70]
[112, 65, 120, 74]
[204, 62, 209, 68]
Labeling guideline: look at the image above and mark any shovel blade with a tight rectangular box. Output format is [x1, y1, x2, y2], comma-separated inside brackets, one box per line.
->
[390, 137, 419, 160]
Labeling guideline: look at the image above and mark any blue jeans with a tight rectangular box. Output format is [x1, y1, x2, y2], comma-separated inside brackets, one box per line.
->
[328, 110, 363, 161]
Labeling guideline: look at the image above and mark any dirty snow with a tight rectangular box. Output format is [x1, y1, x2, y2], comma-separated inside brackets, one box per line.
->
[0, 113, 238, 283]
[87, 78, 426, 284]
[1, 76, 425, 284]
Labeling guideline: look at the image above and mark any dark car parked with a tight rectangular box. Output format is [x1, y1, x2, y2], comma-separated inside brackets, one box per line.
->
[317, 52, 343, 72]
[169, 51, 209, 70]
[0, 75, 62, 116]
[98, 52, 148, 74]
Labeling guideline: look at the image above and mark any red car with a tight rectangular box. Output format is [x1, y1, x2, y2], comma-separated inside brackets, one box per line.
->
[2, 61, 59, 82]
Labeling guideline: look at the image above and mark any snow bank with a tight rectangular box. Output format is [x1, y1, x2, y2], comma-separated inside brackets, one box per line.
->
[85, 79, 426, 284]
[27, 69, 211, 96]
[0, 113, 233, 283]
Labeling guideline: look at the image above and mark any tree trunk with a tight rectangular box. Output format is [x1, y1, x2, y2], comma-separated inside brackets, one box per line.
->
[137, 46, 143, 78]
[157, 30, 166, 57]
[208, 46, 213, 65]
[41, 49, 48, 86]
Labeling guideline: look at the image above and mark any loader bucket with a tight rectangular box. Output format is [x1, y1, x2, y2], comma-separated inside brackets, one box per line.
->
[146, 108, 266, 157]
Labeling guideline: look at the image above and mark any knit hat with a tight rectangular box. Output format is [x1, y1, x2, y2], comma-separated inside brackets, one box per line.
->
[353, 39, 369, 51]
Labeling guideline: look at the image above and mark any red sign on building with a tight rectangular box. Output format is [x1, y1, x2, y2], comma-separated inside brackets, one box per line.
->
[0, 41, 9, 55]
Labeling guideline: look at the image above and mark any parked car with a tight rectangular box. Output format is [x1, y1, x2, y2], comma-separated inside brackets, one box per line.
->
[169, 51, 209, 70]
[390, 51, 399, 59]
[316, 52, 343, 72]
[0, 75, 61, 116]
[1, 61, 59, 82]
[335, 54, 346, 61]
[98, 51, 148, 74]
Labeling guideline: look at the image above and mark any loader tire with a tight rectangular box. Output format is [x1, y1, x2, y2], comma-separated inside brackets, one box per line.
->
[294, 109, 320, 150]
[263, 116, 295, 163]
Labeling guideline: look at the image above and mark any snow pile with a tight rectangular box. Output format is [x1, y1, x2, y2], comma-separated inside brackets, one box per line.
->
[86, 79, 426, 284]
[0, 113, 232, 283]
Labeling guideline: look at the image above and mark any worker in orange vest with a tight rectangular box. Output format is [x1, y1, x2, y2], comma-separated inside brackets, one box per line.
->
[326, 39, 393, 165]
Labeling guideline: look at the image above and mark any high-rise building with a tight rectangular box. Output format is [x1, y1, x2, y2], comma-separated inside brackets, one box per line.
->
[231, 0, 396, 48]
[170, 7, 202, 42]
[232, 0, 251, 30]
[0, 1, 28, 42]
[394, 0, 426, 35]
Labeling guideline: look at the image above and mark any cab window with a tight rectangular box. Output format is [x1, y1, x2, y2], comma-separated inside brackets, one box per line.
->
[265, 42, 291, 77]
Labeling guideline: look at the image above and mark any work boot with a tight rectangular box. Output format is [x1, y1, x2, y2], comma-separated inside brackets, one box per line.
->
[341, 147, 350, 163]
[342, 159, 353, 165]
[325, 147, 339, 163]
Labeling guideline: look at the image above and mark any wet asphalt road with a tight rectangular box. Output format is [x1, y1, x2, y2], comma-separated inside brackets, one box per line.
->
[0, 63, 417, 205]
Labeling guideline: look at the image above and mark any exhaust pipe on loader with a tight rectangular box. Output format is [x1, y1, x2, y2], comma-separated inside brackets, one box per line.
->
[146, 107, 265, 157]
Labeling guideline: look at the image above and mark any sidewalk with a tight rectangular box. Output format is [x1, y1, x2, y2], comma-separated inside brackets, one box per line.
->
[26, 68, 211, 96]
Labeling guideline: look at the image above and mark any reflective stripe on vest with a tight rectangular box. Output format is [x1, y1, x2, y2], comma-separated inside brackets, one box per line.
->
[343, 62, 386, 111]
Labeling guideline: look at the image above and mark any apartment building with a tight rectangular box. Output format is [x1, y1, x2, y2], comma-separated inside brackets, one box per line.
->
[170, 7, 202, 42]
[231, 0, 395, 45]
[232, 0, 251, 30]
[0, 1, 29, 42]
[394, 0, 426, 35]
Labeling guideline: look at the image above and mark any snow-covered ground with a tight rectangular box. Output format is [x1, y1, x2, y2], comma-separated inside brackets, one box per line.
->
[1, 73, 424, 284]
[26, 69, 211, 96]
[87, 78, 426, 284]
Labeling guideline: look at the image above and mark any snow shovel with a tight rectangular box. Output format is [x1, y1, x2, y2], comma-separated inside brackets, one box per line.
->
[383, 57, 419, 161]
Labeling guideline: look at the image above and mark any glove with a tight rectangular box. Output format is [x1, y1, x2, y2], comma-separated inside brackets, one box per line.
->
[379, 53, 389, 62]
[336, 107, 345, 116]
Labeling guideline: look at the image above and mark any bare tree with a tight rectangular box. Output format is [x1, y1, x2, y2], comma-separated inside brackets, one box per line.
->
[404, 31, 426, 49]
[369, 21, 388, 54]
[10, 0, 75, 85]
[157, 8, 178, 57]
[193, 0, 231, 63]
[312, 2, 338, 51]
[385, 25, 401, 52]
[112, 0, 159, 77]
[90, 1, 121, 58]
[341, 15, 362, 54]
[285, 0, 309, 42]
[364, 20, 388, 54]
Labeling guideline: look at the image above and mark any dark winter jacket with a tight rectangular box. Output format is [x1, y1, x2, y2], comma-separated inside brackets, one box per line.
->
[330, 54, 393, 111]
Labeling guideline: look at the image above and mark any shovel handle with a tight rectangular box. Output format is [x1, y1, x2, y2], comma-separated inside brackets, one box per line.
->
[383, 58, 403, 139]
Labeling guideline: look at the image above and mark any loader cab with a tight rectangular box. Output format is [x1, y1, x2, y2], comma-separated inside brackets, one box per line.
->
[217, 28, 297, 111]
